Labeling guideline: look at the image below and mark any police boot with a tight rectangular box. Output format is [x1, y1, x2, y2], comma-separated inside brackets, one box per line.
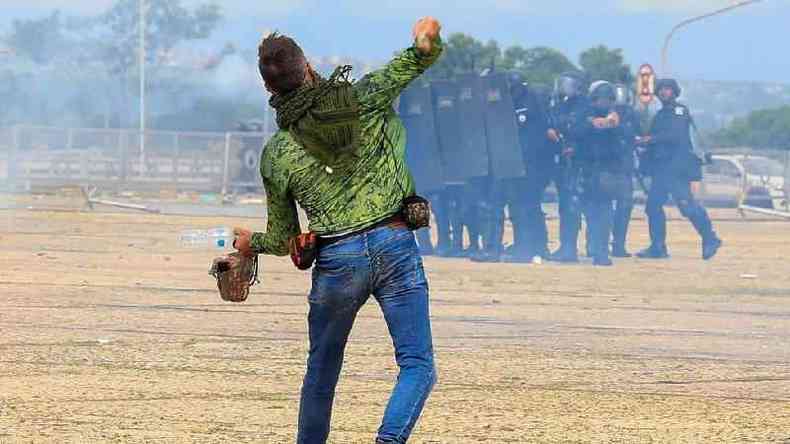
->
[611, 243, 632, 258]
[702, 236, 723, 261]
[548, 247, 579, 263]
[502, 246, 532, 263]
[636, 245, 669, 259]
[593, 255, 613, 267]
[471, 249, 501, 263]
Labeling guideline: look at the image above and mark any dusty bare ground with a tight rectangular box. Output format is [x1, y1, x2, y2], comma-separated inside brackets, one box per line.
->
[0, 202, 789, 443]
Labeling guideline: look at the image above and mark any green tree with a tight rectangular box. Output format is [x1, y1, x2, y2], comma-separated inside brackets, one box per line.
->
[98, 0, 222, 75]
[426, 33, 502, 79]
[425, 33, 576, 88]
[502, 45, 576, 87]
[714, 106, 790, 149]
[579, 45, 633, 85]
[90, 0, 222, 127]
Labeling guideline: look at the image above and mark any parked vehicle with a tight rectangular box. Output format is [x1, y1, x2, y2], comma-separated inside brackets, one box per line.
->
[702, 154, 787, 209]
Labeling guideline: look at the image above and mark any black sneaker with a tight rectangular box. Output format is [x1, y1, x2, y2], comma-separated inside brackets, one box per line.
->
[636, 245, 669, 259]
[702, 237, 722, 260]
[611, 245, 632, 258]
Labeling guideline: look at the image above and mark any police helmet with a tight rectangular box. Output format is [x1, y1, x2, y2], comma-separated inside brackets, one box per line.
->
[555, 71, 585, 99]
[588, 80, 616, 102]
[654, 78, 682, 98]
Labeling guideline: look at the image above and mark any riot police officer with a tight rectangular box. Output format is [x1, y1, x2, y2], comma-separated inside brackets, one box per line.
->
[547, 71, 588, 263]
[636, 79, 722, 260]
[577, 81, 627, 266]
[470, 71, 527, 263]
[504, 74, 554, 262]
[611, 83, 640, 257]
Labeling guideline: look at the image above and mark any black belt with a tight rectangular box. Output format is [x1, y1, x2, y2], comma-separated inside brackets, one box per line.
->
[317, 213, 406, 249]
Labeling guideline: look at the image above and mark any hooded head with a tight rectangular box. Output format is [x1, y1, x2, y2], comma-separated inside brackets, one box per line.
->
[258, 33, 312, 95]
[259, 33, 360, 163]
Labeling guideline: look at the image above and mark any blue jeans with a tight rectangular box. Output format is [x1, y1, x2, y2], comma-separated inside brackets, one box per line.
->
[297, 224, 436, 444]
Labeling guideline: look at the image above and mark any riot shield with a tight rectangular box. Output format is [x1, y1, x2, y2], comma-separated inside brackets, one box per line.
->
[399, 82, 445, 194]
[431, 80, 488, 183]
[455, 74, 491, 179]
[481, 73, 526, 179]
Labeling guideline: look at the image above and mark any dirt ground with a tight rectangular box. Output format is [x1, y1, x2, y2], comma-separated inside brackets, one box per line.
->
[0, 200, 788, 443]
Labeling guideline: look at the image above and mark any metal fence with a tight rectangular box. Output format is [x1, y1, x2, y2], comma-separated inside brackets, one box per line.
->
[1, 126, 788, 215]
[0, 125, 274, 193]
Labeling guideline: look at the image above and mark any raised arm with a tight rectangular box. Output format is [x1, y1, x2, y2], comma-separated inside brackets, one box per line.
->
[354, 17, 443, 112]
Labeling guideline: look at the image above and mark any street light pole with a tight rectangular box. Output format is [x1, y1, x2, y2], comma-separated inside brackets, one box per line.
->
[661, 0, 763, 75]
[139, 0, 146, 177]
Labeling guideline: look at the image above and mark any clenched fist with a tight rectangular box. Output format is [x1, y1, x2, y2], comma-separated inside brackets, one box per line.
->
[413, 17, 441, 54]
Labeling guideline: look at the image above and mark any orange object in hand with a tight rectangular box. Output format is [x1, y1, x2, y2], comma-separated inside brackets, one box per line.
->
[412, 17, 441, 54]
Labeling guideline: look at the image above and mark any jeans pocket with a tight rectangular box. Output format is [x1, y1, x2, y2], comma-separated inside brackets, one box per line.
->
[309, 260, 357, 310]
[376, 235, 424, 294]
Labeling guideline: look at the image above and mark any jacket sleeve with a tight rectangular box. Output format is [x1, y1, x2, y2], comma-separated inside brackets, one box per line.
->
[250, 177, 300, 257]
[250, 137, 301, 257]
[354, 37, 443, 112]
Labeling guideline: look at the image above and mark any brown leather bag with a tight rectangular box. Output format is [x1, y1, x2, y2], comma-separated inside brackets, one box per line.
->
[289, 232, 318, 270]
[209, 252, 259, 303]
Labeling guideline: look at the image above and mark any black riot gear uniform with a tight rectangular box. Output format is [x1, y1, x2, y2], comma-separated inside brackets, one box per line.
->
[611, 101, 639, 257]
[504, 81, 555, 262]
[637, 81, 722, 260]
[471, 72, 528, 263]
[601, 83, 639, 257]
[547, 83, 588, 263]
[576, 82, 628, 266]
[431, 80, 483, 257]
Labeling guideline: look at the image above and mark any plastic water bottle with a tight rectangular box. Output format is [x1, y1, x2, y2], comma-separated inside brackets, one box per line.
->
[179, 227, 234, 249]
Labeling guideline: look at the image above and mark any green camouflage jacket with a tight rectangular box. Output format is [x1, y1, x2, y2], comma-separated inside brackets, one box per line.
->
[251, 38, 443, 256]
